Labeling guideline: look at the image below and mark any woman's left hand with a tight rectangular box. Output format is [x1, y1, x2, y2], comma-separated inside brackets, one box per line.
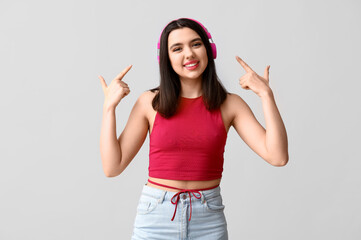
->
[236, 56, 272, 97]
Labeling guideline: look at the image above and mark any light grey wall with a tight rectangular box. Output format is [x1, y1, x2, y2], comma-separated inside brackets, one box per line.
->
[1, 0, 360, 239]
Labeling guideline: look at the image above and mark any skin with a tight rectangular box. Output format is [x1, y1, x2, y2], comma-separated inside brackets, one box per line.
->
[167, 27, 208, 98]
[99, 27, 288, 192]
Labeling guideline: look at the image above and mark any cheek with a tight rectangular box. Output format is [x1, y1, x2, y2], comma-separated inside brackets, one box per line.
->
[202, 52, 208, 68]
[170, 55, 182, 69]
[198, 48, 208, 64]
[202, 49, 208, 60]
[203, 56, 208, 65]
[168, 56, 182, 73]
[168, 55, 176, 67]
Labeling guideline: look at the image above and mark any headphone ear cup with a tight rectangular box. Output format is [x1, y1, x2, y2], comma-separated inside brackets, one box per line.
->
[210, 42, 217, 59]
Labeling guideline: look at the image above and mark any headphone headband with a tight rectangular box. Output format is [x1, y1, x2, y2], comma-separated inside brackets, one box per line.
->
[157, 18, 217, 62]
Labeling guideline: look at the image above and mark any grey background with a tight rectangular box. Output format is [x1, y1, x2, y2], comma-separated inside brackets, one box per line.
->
[1, 0, 360, 239]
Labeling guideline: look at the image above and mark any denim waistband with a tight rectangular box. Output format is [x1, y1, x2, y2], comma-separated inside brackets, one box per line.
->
[141, 183, 222, 221]
[141, 183, 221, 202]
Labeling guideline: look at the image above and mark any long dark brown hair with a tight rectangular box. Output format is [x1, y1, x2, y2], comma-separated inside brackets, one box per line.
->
[149, 18, 229, 118]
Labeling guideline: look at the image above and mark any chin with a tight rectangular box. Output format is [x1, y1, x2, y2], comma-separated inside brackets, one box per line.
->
[181, 67, 206, 80]
[180, 73, 203, 81]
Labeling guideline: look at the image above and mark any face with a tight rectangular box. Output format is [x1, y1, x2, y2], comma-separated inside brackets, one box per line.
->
[167, 27, 208, 82]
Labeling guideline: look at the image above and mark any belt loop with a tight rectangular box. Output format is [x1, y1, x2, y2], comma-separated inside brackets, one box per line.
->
[158, 190, 166, 203]
[200, 191, 205, 204]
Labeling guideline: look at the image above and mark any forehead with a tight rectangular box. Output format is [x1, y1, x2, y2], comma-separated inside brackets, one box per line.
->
[168, 27, 201, 45]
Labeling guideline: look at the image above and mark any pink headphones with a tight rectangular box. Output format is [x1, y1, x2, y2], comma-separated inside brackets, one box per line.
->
[157, 18, 217, 62]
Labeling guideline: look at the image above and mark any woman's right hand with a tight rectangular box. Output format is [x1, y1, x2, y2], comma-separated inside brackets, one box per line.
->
[99, 65, 133, 110]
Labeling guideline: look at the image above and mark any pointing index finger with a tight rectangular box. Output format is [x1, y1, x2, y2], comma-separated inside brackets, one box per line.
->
[115, 64, 133, 81]
[236, 56, 253, 73]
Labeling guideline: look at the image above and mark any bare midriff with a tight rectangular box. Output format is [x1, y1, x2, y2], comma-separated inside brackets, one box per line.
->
[147, 176, 222, 192]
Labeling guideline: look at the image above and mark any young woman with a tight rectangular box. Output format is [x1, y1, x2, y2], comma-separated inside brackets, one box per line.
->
[99, 18, 288, 240]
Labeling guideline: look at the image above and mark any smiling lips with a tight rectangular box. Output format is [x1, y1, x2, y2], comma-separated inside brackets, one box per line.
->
[184, 61, 199, 70]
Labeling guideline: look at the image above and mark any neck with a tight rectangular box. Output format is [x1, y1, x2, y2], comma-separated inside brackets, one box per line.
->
[179, 76, 202, 98]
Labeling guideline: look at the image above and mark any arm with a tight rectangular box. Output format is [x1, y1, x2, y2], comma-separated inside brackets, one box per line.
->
[100, 105, 121, 177]
[233, 56, 288, 166]
[260, 90, 288, 166]
[231, 92, 288, 166]
[100, 91, 149, 177]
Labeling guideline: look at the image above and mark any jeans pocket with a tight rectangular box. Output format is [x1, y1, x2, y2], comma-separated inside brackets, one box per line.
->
[204, 195, 225, 212]
[136, 194, 158, 215]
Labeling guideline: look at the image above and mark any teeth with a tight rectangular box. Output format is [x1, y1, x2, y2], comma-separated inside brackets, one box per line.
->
[185, 62, 198, 67]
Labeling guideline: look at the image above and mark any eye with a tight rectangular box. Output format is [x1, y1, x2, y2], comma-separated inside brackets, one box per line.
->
[193, 42, 202, 47]
[173, 47, 181, 52]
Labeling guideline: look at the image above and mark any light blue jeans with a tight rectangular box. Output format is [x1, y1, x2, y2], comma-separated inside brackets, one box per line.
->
[131, 183, 228, 240]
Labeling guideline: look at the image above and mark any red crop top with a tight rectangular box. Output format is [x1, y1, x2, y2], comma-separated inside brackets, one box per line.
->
[149, 95, 227, 181]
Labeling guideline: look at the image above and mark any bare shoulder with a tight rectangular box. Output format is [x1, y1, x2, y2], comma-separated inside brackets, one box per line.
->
[226, 92, 250, 111]
[221, 92, 249, 126]
[225, 92, 247, 105]
[135, 90, 158, 109]
[136, 89, 158, 131]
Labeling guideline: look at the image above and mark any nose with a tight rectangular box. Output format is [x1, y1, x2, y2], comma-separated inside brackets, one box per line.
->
[184, 46, 195, 59]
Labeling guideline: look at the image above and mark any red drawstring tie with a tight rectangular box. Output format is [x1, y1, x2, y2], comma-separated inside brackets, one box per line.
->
[147, 179, 219, 221]
[170, 189, 201, 221]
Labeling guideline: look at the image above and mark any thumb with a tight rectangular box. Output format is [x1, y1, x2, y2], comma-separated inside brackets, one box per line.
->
[264, 65, 270, 81]
[98, 75, 107, 92]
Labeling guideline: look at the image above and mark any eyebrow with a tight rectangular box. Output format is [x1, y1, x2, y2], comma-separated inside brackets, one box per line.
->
[169, 37, 202, 50]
